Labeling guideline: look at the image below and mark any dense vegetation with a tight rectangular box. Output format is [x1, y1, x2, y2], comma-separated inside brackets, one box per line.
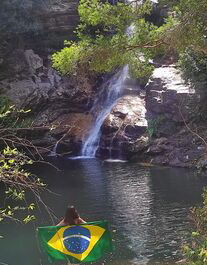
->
[183, 189, 207, 264]
[52, 0, 159, 79]
[52, 0, 207, 80]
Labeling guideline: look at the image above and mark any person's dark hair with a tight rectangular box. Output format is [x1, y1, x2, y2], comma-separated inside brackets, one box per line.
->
[64, 206, 80, 225]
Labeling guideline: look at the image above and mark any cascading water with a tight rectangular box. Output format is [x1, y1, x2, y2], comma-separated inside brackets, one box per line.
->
[81, 65, 129, 158]
[81, 0, 138, 158]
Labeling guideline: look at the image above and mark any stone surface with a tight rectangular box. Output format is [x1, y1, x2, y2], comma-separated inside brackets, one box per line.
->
[0, 47, 205, 167]
[40, 0, 79, 33]
[146, 67, 196, 119]
[51, 113, 93, 141]
[24, 50, 43, 74]
[0, 49, 98, 156]
[97, 95, 149, 159]
[130, 61, 205, 168]
[0, 49, 96, 111]
[48, 113, 93, 155]
[0, 0, 79, 80]
[145, 64, 199, 138]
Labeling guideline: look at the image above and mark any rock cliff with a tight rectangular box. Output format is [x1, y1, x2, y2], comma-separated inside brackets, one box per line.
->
[0, 1, 206, 168]
[136, 61, 204, 168]
[0, 0, 79, 79]
[0, 49, 100, 155]
[0, 48, 205, 168]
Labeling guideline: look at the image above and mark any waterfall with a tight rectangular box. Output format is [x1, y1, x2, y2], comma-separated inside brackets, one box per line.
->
[81, 65, 129, 158]
[81, 3, 138, 158]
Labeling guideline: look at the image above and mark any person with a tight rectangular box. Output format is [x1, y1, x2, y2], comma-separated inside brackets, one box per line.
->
[57, 206, 104, 265]
[56, 206, 86, 265]
[57, 205, 86, 226]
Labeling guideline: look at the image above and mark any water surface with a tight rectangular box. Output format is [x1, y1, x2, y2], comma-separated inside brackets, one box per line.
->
[1, 159, 207, 265]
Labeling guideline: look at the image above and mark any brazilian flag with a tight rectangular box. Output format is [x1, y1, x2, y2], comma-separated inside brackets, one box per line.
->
[37, 220, 113, 263]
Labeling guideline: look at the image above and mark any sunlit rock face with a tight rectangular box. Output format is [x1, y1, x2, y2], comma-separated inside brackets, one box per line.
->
[0, 50, 95, 111]
[145, 64, 197, 137]
[97, 95, 149, 159]
[139, 62, 203, 167]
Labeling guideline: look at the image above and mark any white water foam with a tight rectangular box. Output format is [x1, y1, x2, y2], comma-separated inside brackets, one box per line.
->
[81, 65, 129, 158]
[104, 159, 127, 163]
[68, 156, 95, 160]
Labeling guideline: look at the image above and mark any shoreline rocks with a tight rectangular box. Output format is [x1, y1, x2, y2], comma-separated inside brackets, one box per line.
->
[0, 49, 206, 169]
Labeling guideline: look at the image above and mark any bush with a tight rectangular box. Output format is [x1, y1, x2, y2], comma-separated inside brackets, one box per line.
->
[183, 188, 207, 264]
[178, 49, 207, 91]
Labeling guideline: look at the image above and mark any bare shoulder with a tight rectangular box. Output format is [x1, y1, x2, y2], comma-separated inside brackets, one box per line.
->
[56, 219, 66, 226]
[76, 217, 86, 224]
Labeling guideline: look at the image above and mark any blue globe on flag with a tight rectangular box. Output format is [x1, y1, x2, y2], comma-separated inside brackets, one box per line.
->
[63, 226, 91, 254]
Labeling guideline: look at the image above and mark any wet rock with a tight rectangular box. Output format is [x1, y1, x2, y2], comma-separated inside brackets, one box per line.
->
[51, 113, 93, 141]
[101, 115, 120, 134]
[112, 111, 127, 120]
[99, 95, 149, 158]
[26, 113, 93, 156]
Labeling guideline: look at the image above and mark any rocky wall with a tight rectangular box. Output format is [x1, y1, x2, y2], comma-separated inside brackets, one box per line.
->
[0, 49, 100, 156]
[0, 0, 79, 80]
[0, 49, 205, 167]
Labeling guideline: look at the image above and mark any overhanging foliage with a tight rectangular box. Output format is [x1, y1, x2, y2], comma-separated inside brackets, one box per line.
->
[52, 0, 207, 79]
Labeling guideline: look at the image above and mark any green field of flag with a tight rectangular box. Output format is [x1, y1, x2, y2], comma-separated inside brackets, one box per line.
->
[37, 220, 113, 263]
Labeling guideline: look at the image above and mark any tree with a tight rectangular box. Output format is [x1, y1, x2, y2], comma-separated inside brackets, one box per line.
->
[0, 146, 44, 223]
[178, 49, 207, 91]
[52, 0, 207, 79]
[52, 0, 162, 79]
[159, 0, 207, 54]
[0, 100, 47, 224]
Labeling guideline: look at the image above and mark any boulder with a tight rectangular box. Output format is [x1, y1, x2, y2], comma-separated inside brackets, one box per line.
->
[24, 50, 43, 75]
[6, 79, 37, 106]
[98, 95, 149, 158]
[0, 49, 96, 112]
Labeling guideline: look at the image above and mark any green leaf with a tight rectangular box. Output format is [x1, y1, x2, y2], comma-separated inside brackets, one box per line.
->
[23, 215, 36, 224]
